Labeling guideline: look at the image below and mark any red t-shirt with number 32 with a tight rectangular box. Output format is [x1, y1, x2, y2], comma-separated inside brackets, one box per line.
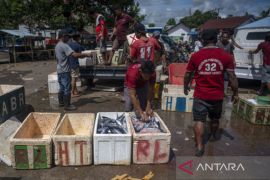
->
[186, 47, 235, 100]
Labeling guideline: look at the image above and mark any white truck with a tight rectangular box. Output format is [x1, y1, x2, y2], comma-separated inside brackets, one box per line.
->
[233, 17, 270, 80]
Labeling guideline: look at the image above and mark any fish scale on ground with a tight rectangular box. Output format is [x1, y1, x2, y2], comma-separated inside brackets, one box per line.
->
[97, 113, 128, 134]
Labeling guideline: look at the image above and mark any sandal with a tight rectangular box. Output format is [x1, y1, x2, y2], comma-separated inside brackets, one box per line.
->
[195, 147, 205, 157]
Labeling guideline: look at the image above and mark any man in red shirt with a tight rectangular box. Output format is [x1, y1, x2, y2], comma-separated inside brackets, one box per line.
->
[108, 6, 135, 65]
[124, 61, 156, 121]
[249, 33, 270, 95]
[184, 30, 238, 157]
[89, 10, 108, 64]
[130, 23, 160, 63]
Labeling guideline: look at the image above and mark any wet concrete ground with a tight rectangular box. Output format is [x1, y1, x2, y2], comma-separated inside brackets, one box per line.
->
[0, 60, 270, 180]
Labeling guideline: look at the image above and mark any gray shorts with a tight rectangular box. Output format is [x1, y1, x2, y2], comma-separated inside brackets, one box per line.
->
[124, 85, 148, 112]
[261, 65, 270, 83]
[98, 39, 107, 53]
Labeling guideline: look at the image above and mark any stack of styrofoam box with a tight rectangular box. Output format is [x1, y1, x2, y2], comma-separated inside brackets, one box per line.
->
[161, 84, 194, 112]
[53, 113, 95, 166]
[79, 50, 98, 66]
[48, 72, 82, 94]
[128, 112, 171, 164]
[0, 85, 25, 123]
[93, 112, 132, 165]
[10, 113, 61, 169]
[111, 49, 124, 66]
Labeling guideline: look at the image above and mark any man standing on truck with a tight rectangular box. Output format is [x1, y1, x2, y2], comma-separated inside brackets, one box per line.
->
[68, 32, 85, 97]
[249, 33, 270, 96]
[89, 9, 108, 64]
[124, 61, 156, 121]
[55, 29, 91, 111]
[108, 6, 135, 65]
[184, 29, 239, 157]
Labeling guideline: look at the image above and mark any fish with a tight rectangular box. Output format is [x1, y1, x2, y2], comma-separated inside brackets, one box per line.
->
[97, 113, 127, 134]
[130, 113, 165, 134]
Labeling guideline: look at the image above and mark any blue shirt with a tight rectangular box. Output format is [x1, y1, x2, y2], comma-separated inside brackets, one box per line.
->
[68, 40, 85, 69]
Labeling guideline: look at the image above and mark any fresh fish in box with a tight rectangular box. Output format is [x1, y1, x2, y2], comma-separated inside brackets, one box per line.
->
[97, 113, 127, 134]
[130, 114, 164, 133]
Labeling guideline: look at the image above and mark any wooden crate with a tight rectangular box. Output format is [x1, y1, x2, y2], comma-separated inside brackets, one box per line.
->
[0, 85, 25, 123]
[128, 112, 171, 164]
[10, 112, 61, 169]
[233, 94, 270, 125]
[161, 84, 194, 112]
[93, 112, 132, 165]
[53, 113, 95, 166]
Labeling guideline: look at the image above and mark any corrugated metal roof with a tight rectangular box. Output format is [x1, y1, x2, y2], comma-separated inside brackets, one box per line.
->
[0, 29, 37, 37]
[199, 16, 253, 30]
[237, 16, 270, 30]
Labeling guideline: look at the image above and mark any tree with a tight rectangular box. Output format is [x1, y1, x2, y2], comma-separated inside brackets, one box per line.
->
[260, 7, 270, 18]
[180, 9, 219, 28]
[148, 23, 155, 27]
[0, 0, 145, 31]
[166, 18, 176, 26]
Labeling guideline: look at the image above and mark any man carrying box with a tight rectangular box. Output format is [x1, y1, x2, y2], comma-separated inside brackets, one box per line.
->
[184, 29, 238, 157]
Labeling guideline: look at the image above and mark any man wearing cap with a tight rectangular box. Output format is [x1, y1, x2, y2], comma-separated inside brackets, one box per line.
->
[68, 32, 85, 97]
[55, 29, 91, 111]
[108, 6, 135, 65]
[124, 60, 156, 121]
[130, 23, 161, 64]
[184, 29, 238, 157]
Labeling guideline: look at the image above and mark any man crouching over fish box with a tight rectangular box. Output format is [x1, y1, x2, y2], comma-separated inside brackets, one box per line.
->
[124, 61, 155, 122]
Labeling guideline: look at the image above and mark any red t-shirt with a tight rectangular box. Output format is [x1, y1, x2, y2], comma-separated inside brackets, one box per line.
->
[186, 47, 235, 100]
[130, 37, 161, 63]
[258, 42, 270, 66]
[115, 14, 133, 41]
[95, 15, 108, 40]
[125, 63, 156, 89]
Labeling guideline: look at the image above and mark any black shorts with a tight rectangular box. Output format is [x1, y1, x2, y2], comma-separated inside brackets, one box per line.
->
[193, 98, 223, 123]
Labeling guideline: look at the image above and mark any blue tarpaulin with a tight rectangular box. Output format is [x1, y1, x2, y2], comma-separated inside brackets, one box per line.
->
[237, 16, 270, 30]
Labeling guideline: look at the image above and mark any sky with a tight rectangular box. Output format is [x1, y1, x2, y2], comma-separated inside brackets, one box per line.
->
[135, 0, 270, 27]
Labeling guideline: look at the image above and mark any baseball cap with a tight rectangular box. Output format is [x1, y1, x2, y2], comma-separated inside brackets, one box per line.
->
[140, 61, 155, 74]
[134, 23, 146, 34]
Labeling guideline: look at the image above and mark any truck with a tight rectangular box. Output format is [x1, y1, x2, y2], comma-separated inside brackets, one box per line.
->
[233, 17, 270, 80]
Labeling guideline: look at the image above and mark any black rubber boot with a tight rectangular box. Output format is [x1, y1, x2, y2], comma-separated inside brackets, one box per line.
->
[58, 92, 64, 107]
[63, 94, 76, 111]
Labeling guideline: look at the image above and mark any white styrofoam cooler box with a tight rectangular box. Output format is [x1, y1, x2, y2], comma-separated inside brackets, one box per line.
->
[48, 72, 81, 94]
[128, 112, 171, 164]
[79, 50, 98, 66]
[161, 84, 194, 112]
[93, 112, 132, 165]
[234, 49, 263, 65]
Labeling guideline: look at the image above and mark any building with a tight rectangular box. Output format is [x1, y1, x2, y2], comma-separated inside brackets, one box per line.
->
[165, 23, 190, 42]
[199, 16, 254, 33]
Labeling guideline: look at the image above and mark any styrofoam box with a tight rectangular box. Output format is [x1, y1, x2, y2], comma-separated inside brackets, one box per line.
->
[93, 112, 132, 165]
[234, 49, 263, 65]
[79, 50, 98, 66]
[10, 112, 61, 169]
[48, 72, 81, 94]
[53, 113, 95, 166]
[128, 112, 171, 164]
[161, 84, 194, 112]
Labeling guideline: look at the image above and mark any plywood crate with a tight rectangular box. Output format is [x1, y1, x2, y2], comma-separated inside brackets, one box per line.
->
[161, 84, 194, 112]
[10, 112, 61, 169]
[53, 113, 95, 166]
[93, 112, 131, 165]
[0, 85, 25, 123]
[48, 72, 81, 94]
[233, 94, 270, 125]
[128, 112, 171, 164]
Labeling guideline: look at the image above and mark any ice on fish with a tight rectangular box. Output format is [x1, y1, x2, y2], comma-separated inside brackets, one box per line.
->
[130, 113, 165, 134]
[97, 113, 127, 134]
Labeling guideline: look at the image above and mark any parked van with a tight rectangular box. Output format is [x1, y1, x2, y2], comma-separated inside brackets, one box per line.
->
[233, 17, 270, 80]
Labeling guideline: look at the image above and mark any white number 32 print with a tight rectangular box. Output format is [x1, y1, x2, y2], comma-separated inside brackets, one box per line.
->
[205, 63, 217, 71]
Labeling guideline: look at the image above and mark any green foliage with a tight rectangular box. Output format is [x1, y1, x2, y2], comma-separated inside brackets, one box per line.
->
[260, 7, 270, 18]
[180, 10, 219, 28]
[166, 18, 176, 26]
[148, 23, 155, 27]
[0, 0, 145, 30]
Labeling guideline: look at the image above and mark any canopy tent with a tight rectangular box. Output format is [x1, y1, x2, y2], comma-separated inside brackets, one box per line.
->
[0, 29, 37, 38]
[237, 16, 270, 30]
